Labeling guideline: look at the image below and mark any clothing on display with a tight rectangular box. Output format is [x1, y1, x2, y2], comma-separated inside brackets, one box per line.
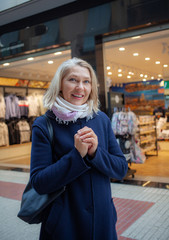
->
[27, 93, 46, 117]
[0, 89, 46, 146]
[18, 96, 29, 118]
[7, 120, 20, 145]
[0, 93, 5, 119]
[0, 121, 9, 146]
[16, 120, 31, 144]
[5, 94, 21, 120]
[111, 110, 147, 164]
[111, 110, 140, 162]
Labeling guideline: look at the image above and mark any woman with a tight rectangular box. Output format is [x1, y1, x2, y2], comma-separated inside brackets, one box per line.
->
[30, 57, 128, 240]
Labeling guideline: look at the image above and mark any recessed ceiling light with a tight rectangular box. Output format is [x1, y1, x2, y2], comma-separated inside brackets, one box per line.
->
[127, 75, 131, 78]
[54, 51, 62, 55]
[155, 61, 160, 64]
[143, 79, 146, 81]
[151, 76, 154, 79]
[27, 57, 34, 61]
[163, 64, 168, 67]
[3, 63, 10, 66]
[158, 74, 162, 77]
[131, 36, 141, 39]
[140, 74, 143, 77]
[119, 47, 125, 51]
[108, 72, 112, 75]
[118, 69, 122, 72]
[144, 75, 148, 78]
[133, 53, 139, 56]
[48, 60, 54, 64]
[145, 57, 150, 61]
[118, 74, 122, 77]
[107, 66, 111, 70]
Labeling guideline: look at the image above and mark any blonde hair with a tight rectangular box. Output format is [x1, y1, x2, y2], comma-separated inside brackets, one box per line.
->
[43, 57, 99, 113]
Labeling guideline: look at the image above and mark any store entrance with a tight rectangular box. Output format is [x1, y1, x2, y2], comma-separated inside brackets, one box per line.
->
[104, 28, 169, 185]
[0, 47, 71, 171]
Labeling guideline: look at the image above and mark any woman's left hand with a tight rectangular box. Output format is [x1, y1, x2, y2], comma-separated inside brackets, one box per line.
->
[77, 127, 98, 157]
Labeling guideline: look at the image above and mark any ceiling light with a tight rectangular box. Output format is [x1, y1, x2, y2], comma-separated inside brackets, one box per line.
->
[158, 74, 162, 77]
[145, 57, 150, 61]
[143, 79, 146, 81]
[151, 76, 154, 79]
[128, 72, 132, 75]
[54, 51, 62, 55]
[48, 60, 54, 64]
[107, 66, 111, 70]
[155, 61, 160, 64]
[3, 63, 10, 66]
[27, 57, 34, 61]
[144, 75, 148, 78]
[118, 74, 122, 77]
[119, 47, 125, 51]
[108, 72, 112, 75]
[133, 53, 139, 56]
[140, 74, 143, 77]
[118, 69, 122, 72]
[131, 36, 141, 39]
[127, 75, 131, 78]
[163, 64, 168, 67]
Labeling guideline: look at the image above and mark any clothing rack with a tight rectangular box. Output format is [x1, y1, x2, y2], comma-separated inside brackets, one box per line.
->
[111, 107, 137, 179]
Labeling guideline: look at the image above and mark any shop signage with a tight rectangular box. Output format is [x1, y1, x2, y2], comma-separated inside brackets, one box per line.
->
[164, 81, 169, 89]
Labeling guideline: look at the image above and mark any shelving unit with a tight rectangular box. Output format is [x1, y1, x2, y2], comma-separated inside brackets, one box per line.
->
[138, 115, 158, 156]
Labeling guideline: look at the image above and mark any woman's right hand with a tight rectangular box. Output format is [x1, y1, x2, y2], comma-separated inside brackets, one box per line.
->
[74, 133, 91, 158]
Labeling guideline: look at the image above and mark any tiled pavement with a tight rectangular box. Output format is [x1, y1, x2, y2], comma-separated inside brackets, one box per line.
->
[0, 170, 169, 240]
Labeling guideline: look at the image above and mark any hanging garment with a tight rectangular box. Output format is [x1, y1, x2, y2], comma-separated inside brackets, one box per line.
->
[27, 95, 40, 117]
[7, 120, 20, 145]
[0, 93, 6, 119]
[0, 122, 9, 146]
[116, 135, 132, 161]
[5, 94, 20, 120]
[17, 120, 31, 143]
[18, 96, 29, 118]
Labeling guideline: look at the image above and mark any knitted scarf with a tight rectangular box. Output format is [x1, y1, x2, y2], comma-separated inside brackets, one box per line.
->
[51, 96, 93, 124]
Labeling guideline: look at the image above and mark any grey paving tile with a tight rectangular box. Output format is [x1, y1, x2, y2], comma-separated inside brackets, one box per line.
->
[0, 197, 40, 240]
[0, 170, 29, 184]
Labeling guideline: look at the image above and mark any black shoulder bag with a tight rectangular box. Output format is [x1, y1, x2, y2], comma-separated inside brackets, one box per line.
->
[17, 114, 65, 224]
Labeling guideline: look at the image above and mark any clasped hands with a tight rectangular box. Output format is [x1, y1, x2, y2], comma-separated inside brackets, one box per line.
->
[74, 127, 98, 158]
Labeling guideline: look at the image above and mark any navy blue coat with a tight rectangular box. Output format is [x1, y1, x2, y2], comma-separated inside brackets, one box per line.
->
[30, 110, 128, 240]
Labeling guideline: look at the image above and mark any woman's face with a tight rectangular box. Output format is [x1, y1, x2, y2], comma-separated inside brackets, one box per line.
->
[61, 65, 92, 105]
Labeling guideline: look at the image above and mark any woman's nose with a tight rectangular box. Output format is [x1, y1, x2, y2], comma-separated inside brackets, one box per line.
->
[76, 81, 84, 89]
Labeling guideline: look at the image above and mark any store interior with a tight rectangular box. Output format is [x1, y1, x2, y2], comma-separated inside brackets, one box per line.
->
[0, 28, 169, 187]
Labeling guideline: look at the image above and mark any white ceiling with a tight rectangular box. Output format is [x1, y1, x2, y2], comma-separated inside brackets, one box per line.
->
[104, 29, 169, 84]
[0, 28, 169, 85]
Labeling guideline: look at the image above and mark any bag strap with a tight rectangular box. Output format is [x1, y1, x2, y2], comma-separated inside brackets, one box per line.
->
[42, 114, 54, 148]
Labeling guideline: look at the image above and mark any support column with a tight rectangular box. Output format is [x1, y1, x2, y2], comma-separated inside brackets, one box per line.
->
[71, 36, 107, 113]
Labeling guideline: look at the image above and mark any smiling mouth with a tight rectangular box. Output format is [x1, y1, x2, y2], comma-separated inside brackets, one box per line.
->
[72, 94, 84, 98]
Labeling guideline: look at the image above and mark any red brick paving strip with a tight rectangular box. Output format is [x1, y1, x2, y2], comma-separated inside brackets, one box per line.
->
[0, 181, 154, 239]
[114, 197, 154, 240]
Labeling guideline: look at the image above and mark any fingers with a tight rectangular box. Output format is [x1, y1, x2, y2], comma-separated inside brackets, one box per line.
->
[77, 127, 97, 140]
[77, 127, 98, 157]
[74, 133, 90, 158]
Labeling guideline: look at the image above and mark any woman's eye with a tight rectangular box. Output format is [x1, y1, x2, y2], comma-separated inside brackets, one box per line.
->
[84, 80, 90, 84]
[69, 78, 76, 82]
